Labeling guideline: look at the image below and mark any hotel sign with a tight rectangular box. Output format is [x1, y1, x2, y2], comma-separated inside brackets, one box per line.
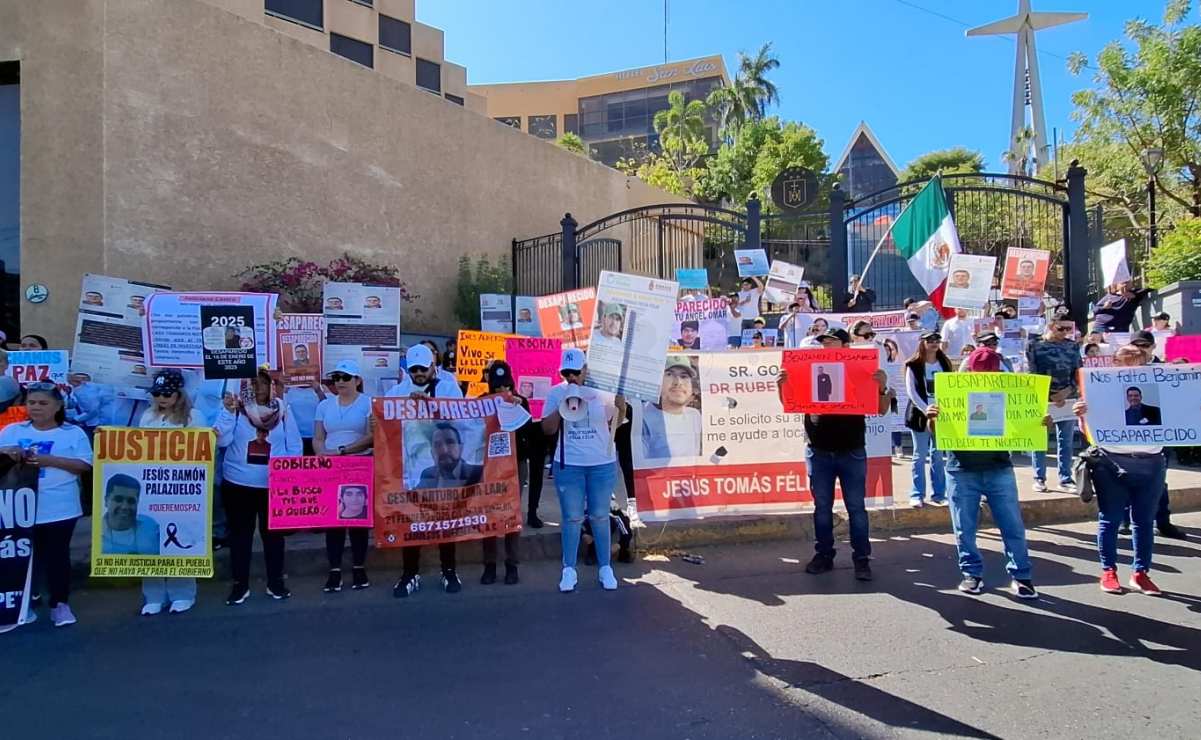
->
[615, 59, 719, 85]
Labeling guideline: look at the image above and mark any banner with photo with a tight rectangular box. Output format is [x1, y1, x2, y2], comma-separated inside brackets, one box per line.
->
[734, 249, 770, 277]
[480, 294, 541, 337]
[90, 427, 215, 577]
[143, 292, 278, 372]
[762, 260, 805, 305]
[1081, 363, 1201, 447]
[323, 282, 402, 396]
[505, 336, 562, 420]
[277, 314, 324, 387]
[585, 271, 679, 400]
[200, 304, 257, 380]
[741, 327, 779, 348]
[372, 396, 521, 547]
[268, 456, 374, 529]
[775, 310, 908, 343]
[1000, 247, 1050, 299]
[932, 373, 1051, 451]
[0, 461, 38, 633]
[673, 297, 729, 351]
[780, 348, 881, 415]
[72, 273, 170, 389]
[536, 288, 596, 351]
[6, 350, 70, 389]
[943, 254, 996, 310]
[630, 350, 893, 522]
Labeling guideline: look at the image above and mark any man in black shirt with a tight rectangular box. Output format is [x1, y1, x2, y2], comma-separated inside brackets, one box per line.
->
[1091, 282, 1149, 332]
[778, 328, 893, 581]
[844, 274, 876, 313]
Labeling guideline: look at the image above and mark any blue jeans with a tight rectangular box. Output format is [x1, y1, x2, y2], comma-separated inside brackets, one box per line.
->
[1094, 452, 1165, 572]
[1032, 420, 1076, 484]
[555, 462, 618, 569]
[946, 467, 1031, 580]
[909, 430, 946, 502]
[806, 447, 871, 561]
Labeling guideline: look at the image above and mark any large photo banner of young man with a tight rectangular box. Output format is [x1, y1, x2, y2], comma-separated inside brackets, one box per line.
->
[630, 351, 893, 522]
[372, 396, 521, 547]
[0, 460, 39, 633]
[90, 427, 215, 577]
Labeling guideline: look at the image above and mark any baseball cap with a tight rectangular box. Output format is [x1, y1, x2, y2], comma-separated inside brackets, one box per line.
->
[1152, 311, 1170, 321]
[150, 369, 185, 396]
[817, 328, 851, 344]
[486, 360, 514, 391]
[326, 360, 362, 378]
[405, 344, 435, 370]
[560, 347, 586, 372]
[907, 313, 922, 321]
[664, 356, 697, 377]
[602, 302, 625, 318]
[920, 330, 941, 341]
[1131, 330, 1155, 348]
[974, 330, 1000, 344]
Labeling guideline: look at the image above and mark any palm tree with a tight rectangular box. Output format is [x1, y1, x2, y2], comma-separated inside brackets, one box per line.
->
[738, 42, 780, 120]
[706, 84, 749, 136]
[654, 89, 708, 153]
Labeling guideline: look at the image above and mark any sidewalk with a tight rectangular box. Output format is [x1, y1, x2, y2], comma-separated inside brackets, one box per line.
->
[72, 455, 1201, 579]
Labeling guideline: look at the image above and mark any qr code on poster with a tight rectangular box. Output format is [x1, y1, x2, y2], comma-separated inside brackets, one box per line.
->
[487, 432, 512, 458]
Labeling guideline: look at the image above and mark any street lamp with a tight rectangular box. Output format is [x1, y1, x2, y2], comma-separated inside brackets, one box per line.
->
[1141, 146, 1164, 251]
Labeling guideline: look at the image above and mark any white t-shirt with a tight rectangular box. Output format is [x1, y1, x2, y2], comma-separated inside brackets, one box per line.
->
[384, 375, 464, 399]
[545, 382, 616, 467]
[0, 422, 93, 524]
[314, 394, 373, 452]
[214, 405, 303, 488]
[139, 408, 206, 429]
[284, 387, 323, 439]
[941, 317, 973, 358]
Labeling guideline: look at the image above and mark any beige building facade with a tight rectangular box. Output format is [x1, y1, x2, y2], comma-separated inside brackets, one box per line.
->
[0, 0, 679, 347]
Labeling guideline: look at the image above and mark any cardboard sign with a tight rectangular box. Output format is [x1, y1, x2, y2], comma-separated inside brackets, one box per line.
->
[1000, 247, 1050, 299]
[1165, 335, 1201, 363]
[932, 372, 1051, 451]
[144, 292, 278, 371]
[456, 330, 513, 397]
[268, 456, 374, 529]
[6, 350, 70, 389]
[323, 282, 402, 396]
[674, 298, 729, 350]
[479, 294, 541, 337]
[780, 348, 881, 415]
[200, 304, 257, 379]
[763, 260, 805, 305]
[734, 249, 770, 277]
[536, 288, 596, 351]
[505, 336, 562, 420]
[585, 271, 679, 400]
[675, 268, 710, 291]
[1100, 239, 1130, 286]
[0, 461, 38, 633]
[277, 314, 324, 387]
[1081, 363, 1201, 447]
[943, 254, 996, 310]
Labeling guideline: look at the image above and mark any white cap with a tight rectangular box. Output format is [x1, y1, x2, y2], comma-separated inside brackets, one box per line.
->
[560, 347, 586, 372]
[406, 344, 435, 369]
[326, 360, 361, 378]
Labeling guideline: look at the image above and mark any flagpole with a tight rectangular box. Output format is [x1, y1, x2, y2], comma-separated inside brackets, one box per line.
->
[858, 176, 940, 283]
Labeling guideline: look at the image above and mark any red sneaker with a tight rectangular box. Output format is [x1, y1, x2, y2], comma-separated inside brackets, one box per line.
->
[1128, 570, 1162, 596]
[1099, 569, 1123, 594]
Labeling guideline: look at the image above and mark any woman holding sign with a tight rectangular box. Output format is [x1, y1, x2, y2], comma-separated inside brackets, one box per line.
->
[313, 361, 374, 593]
[0, 383, 93, 627]
[903, 332, 952, 507]
[216, 367, 302, 605]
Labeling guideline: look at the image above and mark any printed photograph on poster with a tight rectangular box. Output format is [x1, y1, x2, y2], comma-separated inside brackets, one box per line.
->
[638, 356, 702, 462]
[143, 292, 277, 371]
[277, 314, 324, 387]
[966, 392, 1006, 436]
[1000, 248, 1050, 299]
[72, 274, 171, 389]
[324, 282, 402, 396]
[811, 363, 845, 403]
[762, 260, 805, 305]
[741, 328, 778, 348]
[942, 254, 996, 310]
[200, 304, 257, 380]
[6, 350, 70, 389]
[268, 456, 374, 530]
[1080, 364, 1201, 446]
[933, 372, 1049, 451]
[584, 271, 679, 400]
[505, 336, 561, 419]
[673, 297, 730, 351]
[404, 419, 486, 490]
[0, 462, 38, 633]
[734, 249, 770, 277]
[536, 288, 596, 351]
[479, 294, 542, 337]
[779, 348, 880, 415]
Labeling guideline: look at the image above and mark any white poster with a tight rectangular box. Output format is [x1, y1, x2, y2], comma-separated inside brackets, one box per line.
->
[673, 298, 729, 350]
[943, 254, 996, 310]
[323, 282, 402, 396]
[762, 260, 805, 305]
[143, 292, 277, 371]
[1081, 363, 1201, 447]
[6, 350, 70, 389]
[72, 274, 170, 388]
[1099, 239, 1131, 287]
[584, 271, 679, 400]
[479, 294, 541, 337]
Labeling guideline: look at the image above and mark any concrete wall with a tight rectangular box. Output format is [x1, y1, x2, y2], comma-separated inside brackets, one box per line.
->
[1, 0, 678, 346]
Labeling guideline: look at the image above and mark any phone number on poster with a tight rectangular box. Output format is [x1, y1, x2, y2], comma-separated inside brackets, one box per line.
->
[410, 515, 488, 533]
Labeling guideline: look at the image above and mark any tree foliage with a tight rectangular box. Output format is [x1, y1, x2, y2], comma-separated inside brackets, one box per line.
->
[898, 147, 986, 182]
[706, 42, 780, 136]
[1145, 217, 1201, 287]
[452, 254, 512, 330]
[697, 117, 827, 206]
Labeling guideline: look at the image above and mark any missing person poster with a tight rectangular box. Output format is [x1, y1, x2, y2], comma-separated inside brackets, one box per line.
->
[1081, 363, 1201, 447]
[673, 297, 729, 350]
[90, 427, 215, 577]
[536, 288, 597, 351]
[1000, 247, 1050, 299]
[734, 249, 770, 277]
[457, 330, 513, 397]
[505, 336, 562, 420]
[675, 268, 709, 291]
[268, 456, 374, 529]
[942, 254, 997, 310]
[372, 396, 521, 547]
[144, 292, 278, 371]
[480, 294, 542, 337]
[6, 350, 70, 389]
[630, 351, 893, 522]
[323, 282, 402, 396]
[72, 273, 170, 388]
[0, 461, 38, 633]
[932, 372, 1051, 451]
[779, 348, 881, 415]
[585, 271, 680, 400]
[277, 313, 324, 387]
[763, 260, 805, 305]
[200, 304, 257, 380]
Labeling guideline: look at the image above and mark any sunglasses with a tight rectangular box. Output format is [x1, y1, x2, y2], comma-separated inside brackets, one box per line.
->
[407, 365, 430, 374]
[329, 373, 353, 383]
[149, 388, 178, 398]
[25, 382, 61, 396]
[923, 337, 941, 344]
[1053, 326, 1073, 332]
[857, 332, 877, 339]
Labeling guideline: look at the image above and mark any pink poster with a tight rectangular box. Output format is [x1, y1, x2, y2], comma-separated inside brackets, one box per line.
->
[505, 336, 562, 420]
[268, 456, 374, 529]
[1165, 335, 1201, 363]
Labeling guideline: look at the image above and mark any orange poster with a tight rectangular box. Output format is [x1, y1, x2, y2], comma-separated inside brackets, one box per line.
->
[1000, 248, 1050, 299]
[276, 313, 324, 387]
[535, 288, 597, 352]
[456, 329, 514, 397]
[372, 396, 521, 547]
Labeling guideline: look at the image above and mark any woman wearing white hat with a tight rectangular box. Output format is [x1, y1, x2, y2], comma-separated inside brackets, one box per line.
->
[314, 360, 375, 593]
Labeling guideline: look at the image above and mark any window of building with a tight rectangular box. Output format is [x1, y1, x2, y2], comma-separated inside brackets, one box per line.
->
[576, 76, 723, 147]
[415, 58, 441, 93]
[349, 0, 372, 6]
[265, 0, 323, 30]
[378, 14, 411, 55]
[529, 115, 557, 140]
[445, 93, 464, 106]
[494, 116, 521, 129]
[0, 62, 20, 337]
[330, 33, 372, 68]
[564, 114, 579, 136]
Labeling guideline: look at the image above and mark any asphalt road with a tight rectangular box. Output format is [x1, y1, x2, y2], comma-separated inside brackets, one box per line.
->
[7, 514, 1201, 739]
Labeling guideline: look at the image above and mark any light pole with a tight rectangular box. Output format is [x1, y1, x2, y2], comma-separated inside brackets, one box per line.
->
[1140, 146, 1164, 252]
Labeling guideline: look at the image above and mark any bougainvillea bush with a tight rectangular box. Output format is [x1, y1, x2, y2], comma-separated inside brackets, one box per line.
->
[236, 253, 418, 313]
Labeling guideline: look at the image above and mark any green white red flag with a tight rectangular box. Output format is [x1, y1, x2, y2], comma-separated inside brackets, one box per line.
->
[891, 177, 961, 317]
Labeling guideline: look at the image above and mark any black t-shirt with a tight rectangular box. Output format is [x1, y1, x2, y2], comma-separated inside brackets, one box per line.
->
[844, 288, 875, 313]
[1091, 289, 1148, 331]
[804, 414, 866, 452]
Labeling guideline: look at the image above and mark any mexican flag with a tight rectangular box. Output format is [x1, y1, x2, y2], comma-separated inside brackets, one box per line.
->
[892, 177, 961, 317]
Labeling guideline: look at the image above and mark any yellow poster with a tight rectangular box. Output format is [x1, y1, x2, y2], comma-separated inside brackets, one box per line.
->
[933, 373, 1051, 451]
[90, 427, 215, 577]
[456, 329, 513, 397]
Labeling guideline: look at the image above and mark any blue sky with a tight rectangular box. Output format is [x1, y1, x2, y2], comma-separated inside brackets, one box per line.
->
[419, 0, 1176, 172]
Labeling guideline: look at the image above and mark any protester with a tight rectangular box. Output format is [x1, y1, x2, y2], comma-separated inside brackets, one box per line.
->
[135, 370, 206, 615]
[1072, 345, 1165, 595]
[778, 303, 805, 348]
[1091, 282, 1149, 333]
[794, 283, 821, 312]
[903, 331, 951, 507]
[940, 308, 973, 358]
[959, 331, 1013, 372]
[385, 344, 464, 598]
[845, 274, 875, 312]
[903, 298, 938, 331]
[736, 277, 763, 328]
[313, 361, 374, 593]
[1129, 330, 1162, 363]
[1150, 311, 1174, 333]
[1026, 317, 1082, 493]
[420, 339, 458, 385]
[905, 313, 923, 331]
[927, 346, 1038, 599]
[443, 339, 458, 374]
[849, 320, 876, 347]
[18, 334, 49, 350]
[778, 328, 892, 581]
[216, 367, 302, 605]
[479, 361, 530, 585]
[541, 348, 625, 592]
[725, 290, 745, 348]
[0, 382, 93, 626]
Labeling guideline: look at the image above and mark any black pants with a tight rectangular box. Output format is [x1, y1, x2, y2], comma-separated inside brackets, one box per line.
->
[223, 481, 285, 586]
[33, 518, 77, 607]
[482, 532, 520, 566]
[326, 528, 369, 569]
[615, 405, 635, 501]
[402, 543, 456, 577]
[526, 428, 546, 516]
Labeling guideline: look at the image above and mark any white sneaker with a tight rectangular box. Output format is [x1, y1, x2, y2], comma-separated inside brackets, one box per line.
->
[141, 602, 164, 616]
[558, 566, 578, 593]
[1061, 482, 1077, 494]
[168, 600, 194, 614]
[21, 610, 36, 625]
[598, 565, 618, 591]
[51, 604, 77, 627]
[1032, 480, 1048, 493]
